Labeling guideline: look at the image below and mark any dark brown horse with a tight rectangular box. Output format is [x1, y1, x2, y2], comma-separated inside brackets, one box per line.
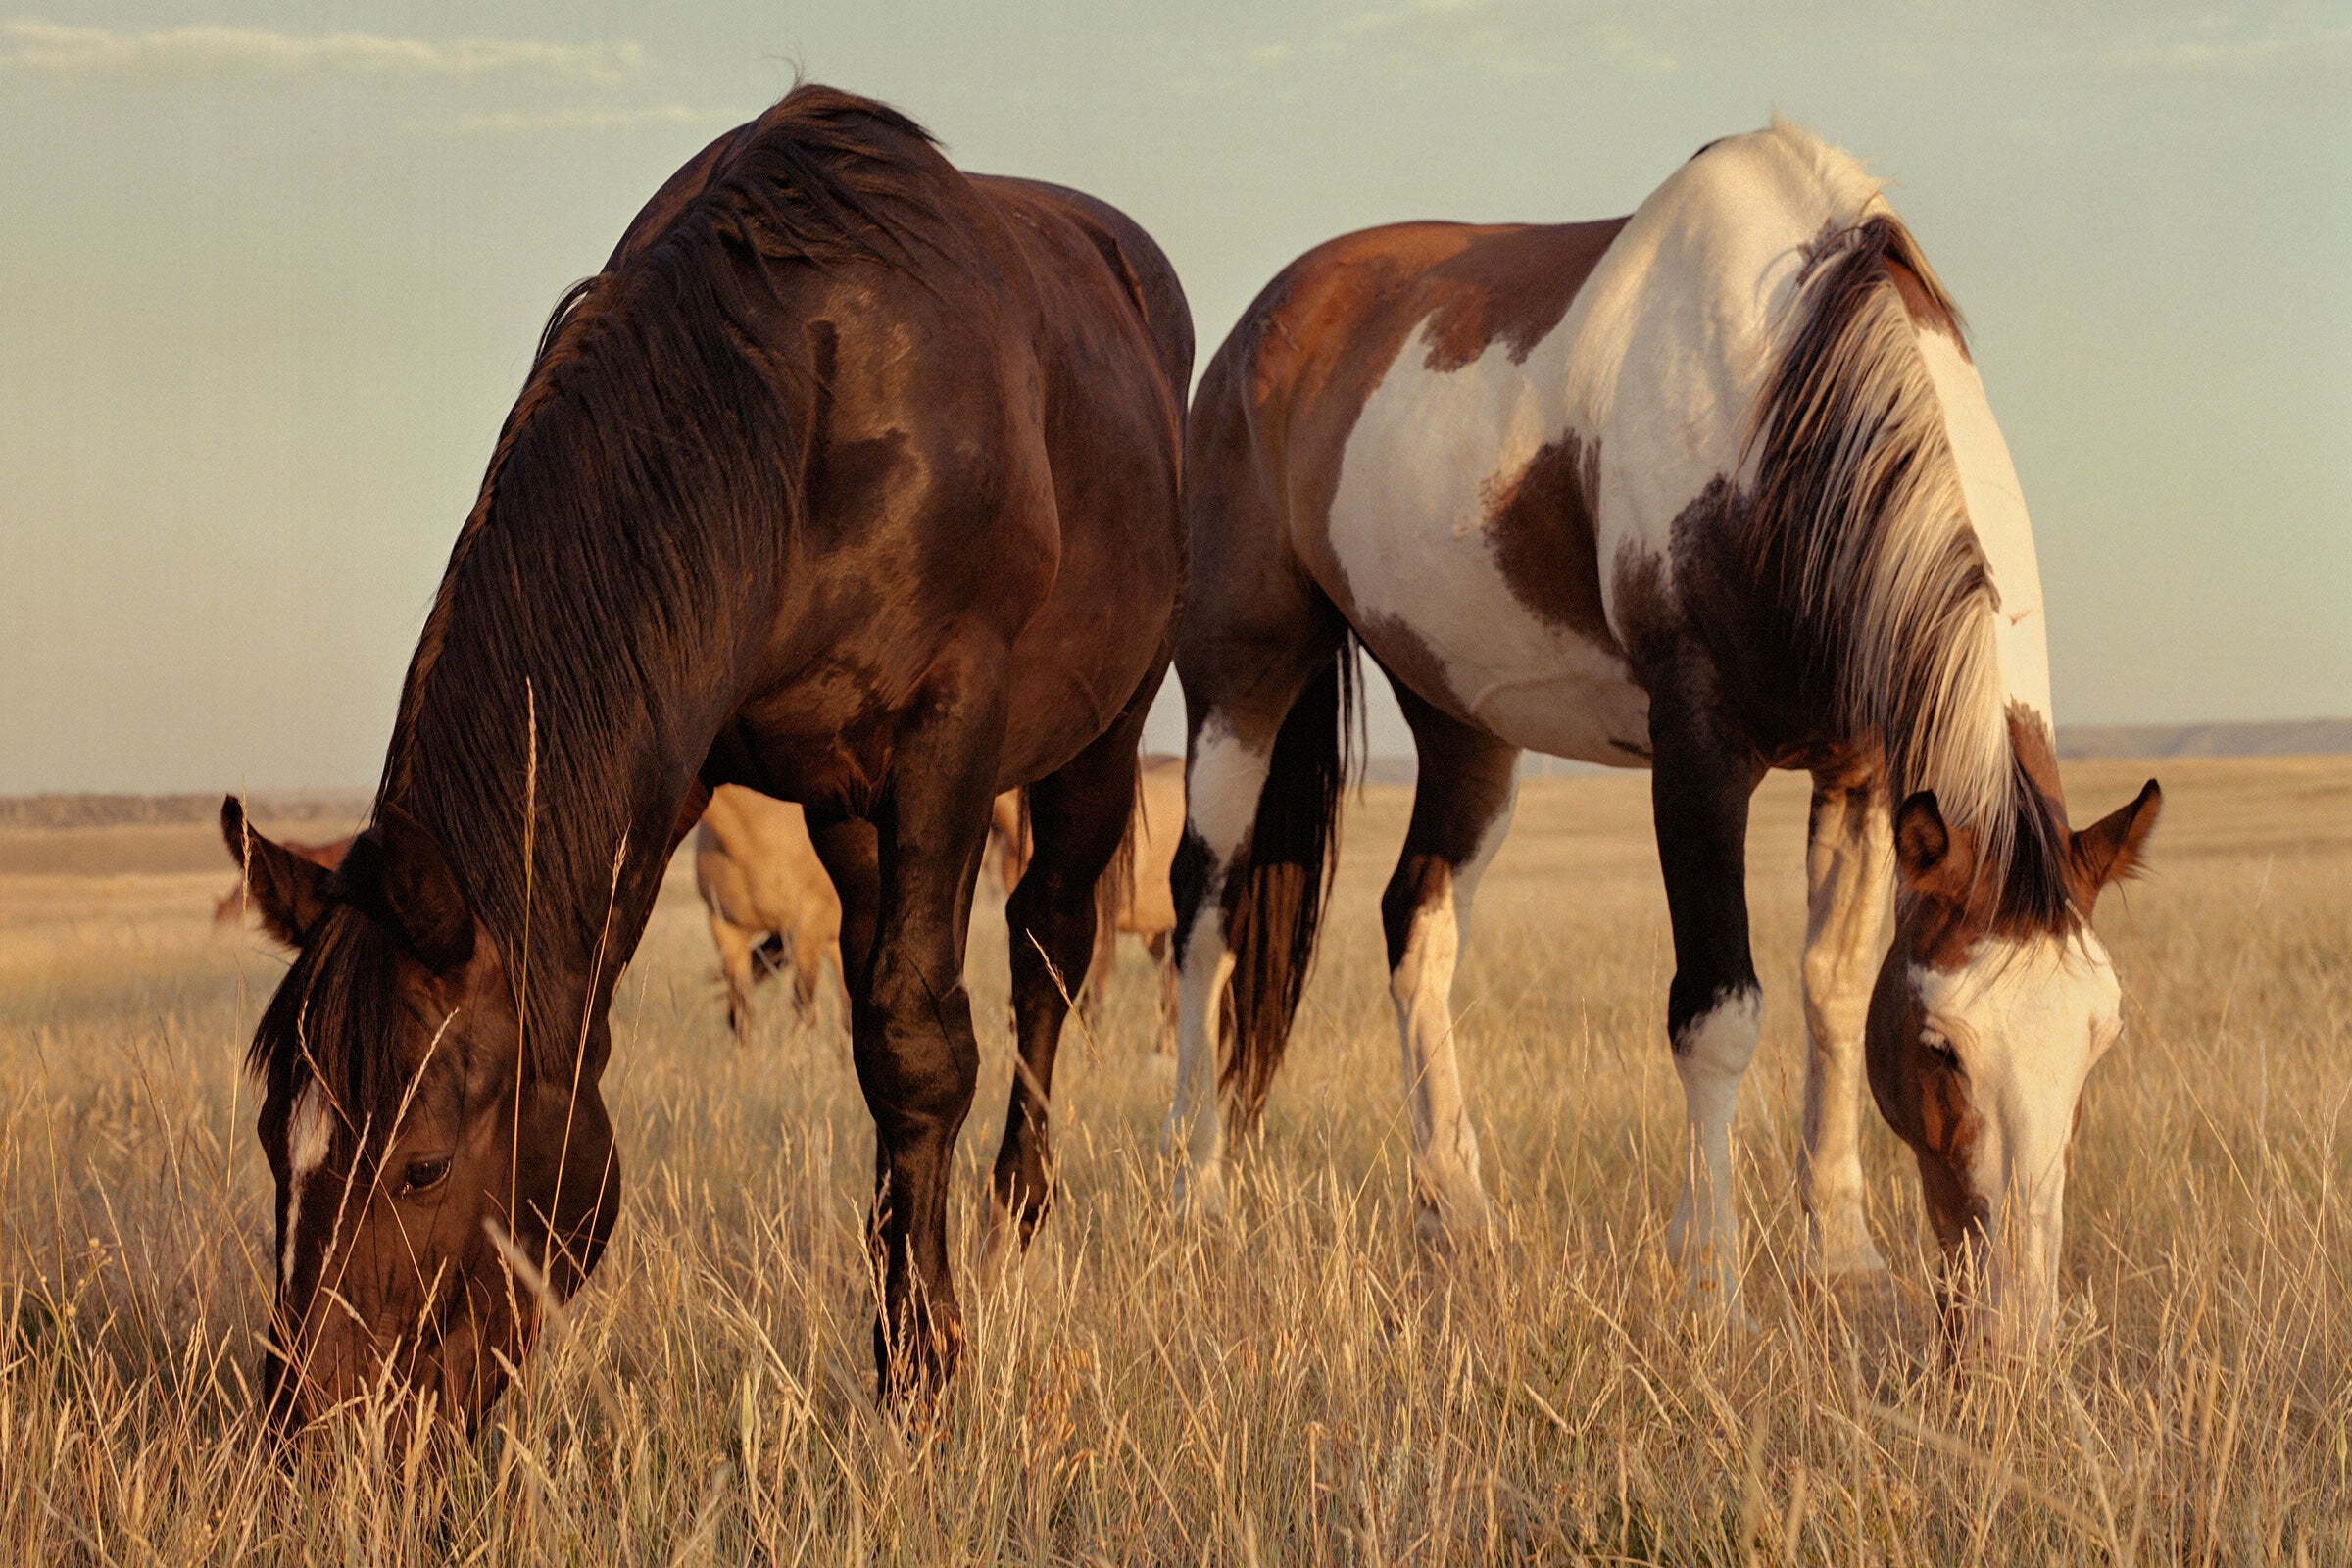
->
[215, 833, 351, 925]
[222, 85, 1190, 1426]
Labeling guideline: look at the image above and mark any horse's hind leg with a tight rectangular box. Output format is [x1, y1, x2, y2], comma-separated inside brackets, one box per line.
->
[986, 698, 1152, 1264]
[1798, 765, 1893, 1281]
[1165, 617, 1346, 1220]
[1382, 683, 1518, 1245]
[1146, 931, 1176, 1056]
[790, 927, 827, 1020]
[1646, 686, 1766, 1321]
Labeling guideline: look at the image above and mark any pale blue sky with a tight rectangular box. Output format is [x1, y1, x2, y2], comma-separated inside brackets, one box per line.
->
[2, 1, 2345, 792]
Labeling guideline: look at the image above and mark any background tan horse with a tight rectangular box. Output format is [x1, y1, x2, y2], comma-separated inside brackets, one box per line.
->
[694, 786, 845, 1046]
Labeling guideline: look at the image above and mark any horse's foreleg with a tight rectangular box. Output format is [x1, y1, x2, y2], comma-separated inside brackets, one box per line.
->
[1382, 684, 1518, 1246]
[708, 910, 759, 1048]
[813, 719, 986, 1399]
[1799, 768, 1893, 1280]
[1648, 691, 1766, 1323]
[987, 701, 1151, 1268]
[1148, 931, 1177, 1057]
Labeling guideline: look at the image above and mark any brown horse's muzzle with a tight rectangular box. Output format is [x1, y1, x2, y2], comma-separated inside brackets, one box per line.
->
[265, 1257, 531, 1434]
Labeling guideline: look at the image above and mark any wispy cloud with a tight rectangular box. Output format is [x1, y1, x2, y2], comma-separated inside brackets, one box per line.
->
[2089, 22, 2351, 81]
[0, 20, 647, 86]
[441, 105, 734, 135]
[1332, 0, 1671, 78]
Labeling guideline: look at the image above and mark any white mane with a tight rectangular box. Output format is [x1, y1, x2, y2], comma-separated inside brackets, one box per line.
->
[1732, 119, 2051, 896]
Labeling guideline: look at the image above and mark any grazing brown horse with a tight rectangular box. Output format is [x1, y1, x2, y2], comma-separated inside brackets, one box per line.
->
[987, 755, 1184, 1046]
[694, 785, 846, 1044]
[1167, 121, 2158, 1354]
[216, 833, 352, 925]
[222, 84, 1190, 1426]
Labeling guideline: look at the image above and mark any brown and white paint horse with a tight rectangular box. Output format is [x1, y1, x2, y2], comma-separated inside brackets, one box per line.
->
[1168, 120, 2159, 1353]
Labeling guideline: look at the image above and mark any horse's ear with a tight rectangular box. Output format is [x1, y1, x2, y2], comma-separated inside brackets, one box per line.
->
[2073, 778, 2162, 901]
[1893, 791, 1973, 900]
[341, 803, 477, 973]
[220, 796, 333, 949]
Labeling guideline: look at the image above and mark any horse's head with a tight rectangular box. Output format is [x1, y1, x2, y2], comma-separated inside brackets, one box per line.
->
[220, 797, 618, 1432]
[1865, 779, 2160, 1359]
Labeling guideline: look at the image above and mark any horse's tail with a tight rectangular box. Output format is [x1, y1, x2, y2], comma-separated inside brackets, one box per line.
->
[1219, 637, 1361, 1131]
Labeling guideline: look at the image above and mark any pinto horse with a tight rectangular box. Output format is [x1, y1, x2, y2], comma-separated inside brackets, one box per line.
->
[1167, 120, 2159, 1352]
[220, 85, 1190, 1424]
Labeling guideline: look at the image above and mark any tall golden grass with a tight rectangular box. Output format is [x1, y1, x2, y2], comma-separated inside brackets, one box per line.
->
[2, 758, 2346, 1563]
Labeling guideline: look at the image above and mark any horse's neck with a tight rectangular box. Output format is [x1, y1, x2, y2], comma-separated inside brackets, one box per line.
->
[391, 652, 716, 1057]
[1911, 330, 2056, 736]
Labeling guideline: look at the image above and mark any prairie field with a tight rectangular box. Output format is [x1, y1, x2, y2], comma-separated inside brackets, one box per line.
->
[1, 756, 2347, 1565]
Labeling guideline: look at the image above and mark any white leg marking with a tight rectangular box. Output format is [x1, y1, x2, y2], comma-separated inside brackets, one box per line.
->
[1184, 719, 1270, 863]
[1388, 790, 1513, 1241]
[1798, 786, 1892, 1278]
[281, 1084, 331, 1286]
[1163, 723, 1272, 1220]
[1167, 906, 1238, 1220]
[1667, 989, 1762, 1317]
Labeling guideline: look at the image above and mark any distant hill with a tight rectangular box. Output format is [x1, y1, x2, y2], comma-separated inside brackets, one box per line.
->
[2051, 719, 2352, 760]
[0, 790, 370, 832]
[4, 719, 2343, 824]
[1449, 718, 2352, 783]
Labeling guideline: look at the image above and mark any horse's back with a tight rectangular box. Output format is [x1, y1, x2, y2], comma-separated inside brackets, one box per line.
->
[972, 176, 1192, 404]
[1188, 216, 1650, 764]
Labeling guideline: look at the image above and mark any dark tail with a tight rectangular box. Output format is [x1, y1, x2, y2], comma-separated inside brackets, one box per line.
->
[1220, 638, 1361, 1131]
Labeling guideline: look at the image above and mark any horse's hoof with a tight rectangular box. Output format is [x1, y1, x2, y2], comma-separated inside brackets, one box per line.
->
[1412, 1187, 1496, 1253]
[976, 1207, 1019, 1288]
[1171, 1163, 1229, 1226]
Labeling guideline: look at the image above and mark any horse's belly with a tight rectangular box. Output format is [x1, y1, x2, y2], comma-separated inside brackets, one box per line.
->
[1327, 512, 1651, 767]
[1315, 322, 1655, 768]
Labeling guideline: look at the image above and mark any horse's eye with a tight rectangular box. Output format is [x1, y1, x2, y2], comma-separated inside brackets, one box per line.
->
[1921, 1033, 1962, 1073]
[400, 1157, 451, 1196]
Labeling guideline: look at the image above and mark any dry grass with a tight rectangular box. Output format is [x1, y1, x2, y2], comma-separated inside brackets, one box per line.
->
[2, 758, 2346, 1564]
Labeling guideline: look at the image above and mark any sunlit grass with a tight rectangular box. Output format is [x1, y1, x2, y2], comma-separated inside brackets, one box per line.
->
[3, 760, 2347, 1563]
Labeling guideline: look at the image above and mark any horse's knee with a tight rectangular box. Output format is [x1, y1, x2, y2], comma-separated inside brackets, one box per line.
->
[858, 952, 980, 1116]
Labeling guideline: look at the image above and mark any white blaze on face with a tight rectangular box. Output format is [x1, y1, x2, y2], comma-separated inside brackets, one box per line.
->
[281, 1083, 332, 1287]
[1915, 930, 2123, 1347]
